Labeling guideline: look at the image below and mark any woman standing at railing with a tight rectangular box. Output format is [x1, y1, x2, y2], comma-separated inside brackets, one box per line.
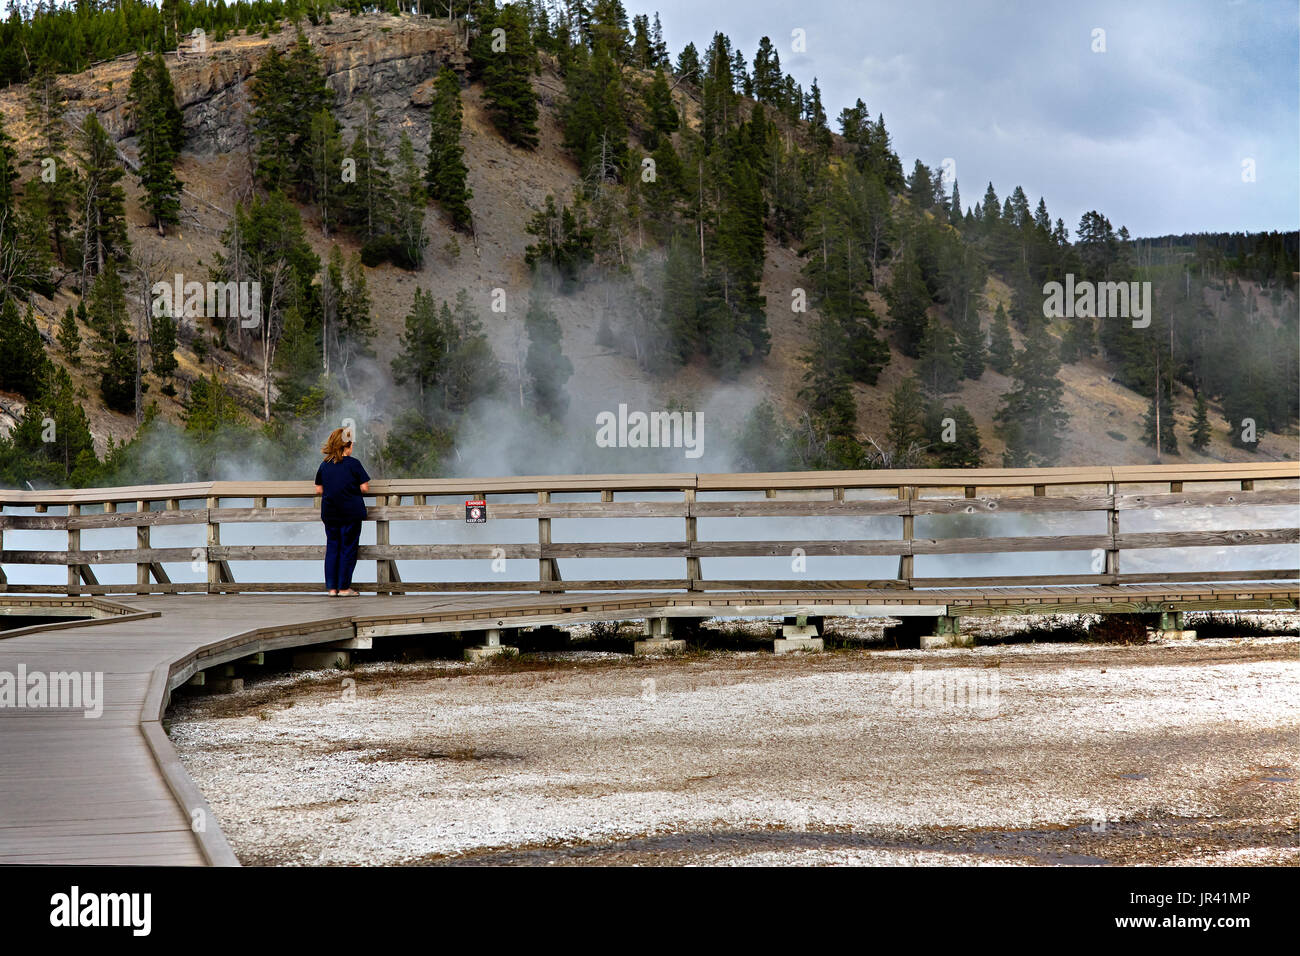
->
[314, 428, 371, 596]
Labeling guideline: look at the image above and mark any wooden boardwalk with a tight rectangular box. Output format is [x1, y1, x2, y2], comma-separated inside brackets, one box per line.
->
[1, 584, 1296, 866]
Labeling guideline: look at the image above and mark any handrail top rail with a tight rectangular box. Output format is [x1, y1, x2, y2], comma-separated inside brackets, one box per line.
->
[1, 463, 1297, 505]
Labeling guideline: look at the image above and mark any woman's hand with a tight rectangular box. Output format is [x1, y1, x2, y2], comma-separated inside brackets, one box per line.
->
[314, 484, 323, 495]
[359, 481, 370, 493]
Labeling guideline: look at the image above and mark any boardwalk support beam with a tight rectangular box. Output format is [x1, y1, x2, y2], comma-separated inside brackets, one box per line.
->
[775, 614, 824, 654]
[465, 627, 518, 661]
[635, 617, 685, 655]
[885, 614, 967, 649]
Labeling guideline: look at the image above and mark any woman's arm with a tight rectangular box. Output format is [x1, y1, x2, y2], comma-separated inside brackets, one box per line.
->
[314, 484, 323, 494]
[359, 481, 370, 493]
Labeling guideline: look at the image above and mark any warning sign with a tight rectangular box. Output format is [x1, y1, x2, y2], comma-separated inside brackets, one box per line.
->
[465, 500, 487, 523]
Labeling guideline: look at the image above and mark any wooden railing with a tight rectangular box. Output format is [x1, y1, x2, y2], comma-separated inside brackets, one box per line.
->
[0, 464, 1296, 595]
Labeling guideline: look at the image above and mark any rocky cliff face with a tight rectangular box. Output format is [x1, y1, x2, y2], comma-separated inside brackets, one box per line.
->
[58, 12, 467, 156]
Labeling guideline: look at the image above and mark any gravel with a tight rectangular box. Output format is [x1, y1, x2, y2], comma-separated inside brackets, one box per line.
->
[168, 616, 1300, 866]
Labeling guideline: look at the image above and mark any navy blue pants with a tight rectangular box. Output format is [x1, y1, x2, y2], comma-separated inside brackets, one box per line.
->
[324, 521, 362, 591]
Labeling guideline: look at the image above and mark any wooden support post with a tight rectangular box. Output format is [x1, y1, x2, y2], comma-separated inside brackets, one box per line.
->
[136, 499, 150, 593]
[538, 490, 561, 591]
[375, 494, 391, 595]
[205, 496, 220, 594]
[601, 489, 614, 502]
[67, 503, 80, 595]
[0, 521, 7, 588]
[1106, 482, 1120, 583]
[898, 486, 914, 586]
[1241, 479, 1254, 491]
[685, 487, 701, 589]
[965, 486, 976, 498]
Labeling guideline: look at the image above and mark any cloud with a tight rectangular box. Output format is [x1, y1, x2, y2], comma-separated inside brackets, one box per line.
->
[630, 0, 1298, 234]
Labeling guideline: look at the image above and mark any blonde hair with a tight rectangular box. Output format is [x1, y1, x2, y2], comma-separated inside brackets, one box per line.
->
[321, 427, 352, 464]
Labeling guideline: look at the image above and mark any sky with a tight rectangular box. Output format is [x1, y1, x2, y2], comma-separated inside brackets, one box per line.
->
[626, 0, 1299, 238]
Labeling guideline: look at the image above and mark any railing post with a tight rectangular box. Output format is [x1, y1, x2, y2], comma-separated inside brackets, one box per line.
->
[685, 487, 700, 589]
[537, 490, 549, 591]
[538, 490, 561, 592]
[0, 519, 6, 589]
[67, 503, 80, 595]
[898, 486, 914, 586]
[136, 499, 150, 594]
[376, 494, 391, 595]
[206, 496, 219, 594]
[1106, 481, 1119, 583]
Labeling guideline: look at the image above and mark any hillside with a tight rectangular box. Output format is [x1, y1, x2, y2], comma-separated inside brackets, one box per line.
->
[0, 10, 1295, 478]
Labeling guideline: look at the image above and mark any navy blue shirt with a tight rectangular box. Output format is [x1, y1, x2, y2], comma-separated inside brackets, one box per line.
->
[315, 457, 371, 526]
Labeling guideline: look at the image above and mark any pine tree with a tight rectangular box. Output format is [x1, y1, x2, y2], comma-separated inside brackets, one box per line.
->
[392, 286, 449, 403]
[650, 13, 669, 66]
[805, 77, 832, 154]
[4, 363, 95, 484]
[1141, 386, 1178, 455]
[0, 110, 43, 298]
[886, 244, 929, 357]
[482, 3, 540, 149]
[1059, 316, 1097, 363]
[1191, 393, 1211, 451]
[907, 159, 935, 210]
[0, 297, 50, 398]
[948, 179, 963, 227]
[391, 132, 428, 269]
[988, 303, 1014, 374]
[524, 291, 573, 419]
[916, 317, 961, 398]
[74, 113, 130, 282]
[57, 303, 82, 365]
[341, 98, 393, 241]
[23, 62, 74, 266]
[445, 289, 498, 412]
[86, 260, 135, 414]
[642, 68, 678, 149]
[250, 31, 333, 192]
[982, 181, 1000, 229]
[150, 303, 179, 395]
[676, 42, 701, 80]
[425, 67, 473, 231]
[382, 407, 454, 477]
[929, 403, 983, 467]
[272, 305, 321, 417]
[127, 53, 184, 234]
[886, 375, 926, 457]
[994, 319, 1068, 466]
[798, 315, 860, 449]
[0, 111, 18, 229]
[183, 370, 243, 436]
[630, 13, 652, 67]
[751, 36, 783, 103]
[306, 108, 345, 236]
